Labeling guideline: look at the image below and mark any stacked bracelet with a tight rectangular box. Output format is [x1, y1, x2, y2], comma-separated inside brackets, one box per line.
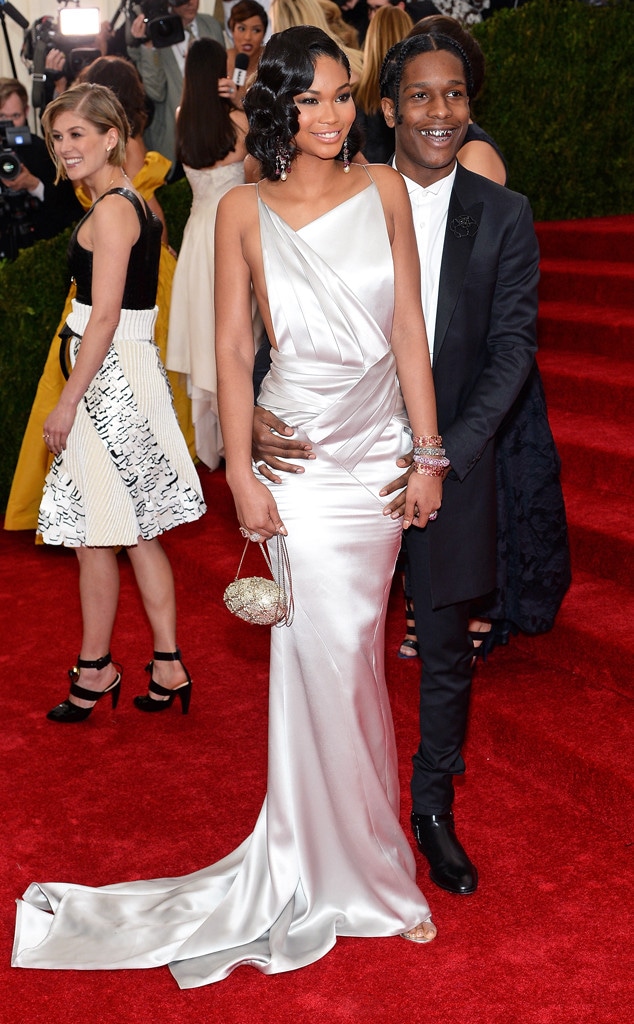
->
[413, 455, 450, 468]
[411, 434, 448, 476]
[412, 434, 443, 448]
[414, 446, 445, 458]
[414, 462, 446, 477]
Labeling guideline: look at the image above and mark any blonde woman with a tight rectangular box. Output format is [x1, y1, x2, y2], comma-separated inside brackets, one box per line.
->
[36, 84, 205, 722]
[353, 4, 413, 162]
[318, 0, 360, 49]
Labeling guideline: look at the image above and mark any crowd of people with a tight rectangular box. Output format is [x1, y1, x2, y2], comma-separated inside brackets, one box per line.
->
[9, 0, 570, 994]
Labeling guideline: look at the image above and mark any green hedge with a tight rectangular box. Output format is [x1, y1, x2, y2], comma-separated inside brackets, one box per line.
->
[473, 0, 634, 220]
[0, 230, 72, 515]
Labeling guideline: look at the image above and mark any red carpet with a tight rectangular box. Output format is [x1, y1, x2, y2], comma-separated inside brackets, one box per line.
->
[1, 217, 633, 1023]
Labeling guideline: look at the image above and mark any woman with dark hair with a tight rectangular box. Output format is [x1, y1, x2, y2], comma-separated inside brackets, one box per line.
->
[218, 1, 269, 109]
[166, 37, 252, 470]
[228, 0, 268, 78]
[4, 56, 194, 534]
[13, 26, 440, 987]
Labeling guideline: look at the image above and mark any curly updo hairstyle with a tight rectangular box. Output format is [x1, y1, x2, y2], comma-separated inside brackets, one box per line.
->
[244, 26, 359, 181]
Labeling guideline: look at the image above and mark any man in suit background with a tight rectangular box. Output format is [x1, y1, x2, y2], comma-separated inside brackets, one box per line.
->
[128, 0, 224, 169]
[250, 31, 539, 897]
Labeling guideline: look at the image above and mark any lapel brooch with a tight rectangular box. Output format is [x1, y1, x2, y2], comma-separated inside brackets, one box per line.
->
[449, 214, 478, 239]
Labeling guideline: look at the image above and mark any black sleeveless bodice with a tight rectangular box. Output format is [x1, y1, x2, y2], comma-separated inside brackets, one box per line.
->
[68, 187, 162, 309]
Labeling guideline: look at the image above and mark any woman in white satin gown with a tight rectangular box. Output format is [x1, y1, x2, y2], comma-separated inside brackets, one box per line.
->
[13, 27, 444, 987]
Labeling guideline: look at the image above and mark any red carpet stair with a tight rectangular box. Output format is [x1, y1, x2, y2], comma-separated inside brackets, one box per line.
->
[471, 217, 634, 839]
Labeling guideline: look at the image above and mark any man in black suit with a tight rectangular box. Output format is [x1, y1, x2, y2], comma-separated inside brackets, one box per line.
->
[251, 31, 539, 896]
[0, 78, 81, 257]
[377, 32, 538, 894]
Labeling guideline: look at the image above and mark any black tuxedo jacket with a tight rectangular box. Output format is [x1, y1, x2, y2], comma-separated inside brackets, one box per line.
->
[425, 163, 539, 608]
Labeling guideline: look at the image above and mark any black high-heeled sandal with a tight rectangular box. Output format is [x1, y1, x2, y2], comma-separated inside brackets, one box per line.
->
[133, 649, 192, 715]
[46, 653, 122, 723]
[398, 596, 420, 659]
[469, 624, 494, 666]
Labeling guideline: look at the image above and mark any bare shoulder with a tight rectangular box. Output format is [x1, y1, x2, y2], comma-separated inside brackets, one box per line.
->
[218, 182, 258, 221]
[90, 190, 143, 237]
[366, 162, 407, 193]
[364, 164, 410, 234]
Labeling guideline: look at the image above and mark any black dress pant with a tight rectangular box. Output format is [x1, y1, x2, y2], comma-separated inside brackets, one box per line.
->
[405, 525, 474, 815]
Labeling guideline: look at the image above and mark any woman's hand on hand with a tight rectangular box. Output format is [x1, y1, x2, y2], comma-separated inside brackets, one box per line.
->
[402, 472, 443, 531]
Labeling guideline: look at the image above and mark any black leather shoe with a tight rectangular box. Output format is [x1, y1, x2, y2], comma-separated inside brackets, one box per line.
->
[411, 811, 478, 895]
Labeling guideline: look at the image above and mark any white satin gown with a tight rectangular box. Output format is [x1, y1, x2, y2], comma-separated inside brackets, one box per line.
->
[13, 174, 432, 988]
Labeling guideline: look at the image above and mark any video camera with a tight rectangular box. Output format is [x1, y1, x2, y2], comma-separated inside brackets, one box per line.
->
[0, 119, 33, 182]
[0, 121, 39, 260]
[121, 0, 188, 50]
[21, 5, 102, 110]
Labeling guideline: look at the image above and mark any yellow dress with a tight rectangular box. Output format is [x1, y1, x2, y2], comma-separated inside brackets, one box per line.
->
[4, 151, 194, 532]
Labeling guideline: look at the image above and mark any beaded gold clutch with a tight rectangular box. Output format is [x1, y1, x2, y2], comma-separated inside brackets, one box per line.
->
[223, 535, 294, 627]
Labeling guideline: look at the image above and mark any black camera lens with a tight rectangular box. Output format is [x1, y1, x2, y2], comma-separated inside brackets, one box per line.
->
[153, 18, 173, 39]
[1, 151, 21, 180]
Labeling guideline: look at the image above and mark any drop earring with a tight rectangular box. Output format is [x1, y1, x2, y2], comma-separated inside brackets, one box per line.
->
[342, 135, 350, 173]
[275, 141, 290, 181]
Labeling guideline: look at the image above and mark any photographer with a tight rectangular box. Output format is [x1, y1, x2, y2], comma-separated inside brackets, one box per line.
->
[0, 78, 82, 257]
[128, 0, 224, 169]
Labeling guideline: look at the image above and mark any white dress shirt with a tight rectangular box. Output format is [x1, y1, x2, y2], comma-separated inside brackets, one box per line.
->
[397, 165, 456, 364]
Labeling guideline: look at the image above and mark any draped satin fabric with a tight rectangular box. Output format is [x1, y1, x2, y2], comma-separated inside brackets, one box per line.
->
[13, 177, 432, 987]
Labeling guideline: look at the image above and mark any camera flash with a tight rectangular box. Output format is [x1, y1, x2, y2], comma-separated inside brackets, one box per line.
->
[59, 7, 101, 37]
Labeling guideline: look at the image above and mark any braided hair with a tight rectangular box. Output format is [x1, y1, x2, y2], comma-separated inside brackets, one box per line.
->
[379, 32, 474, 125]
[409, 15, 485, 99]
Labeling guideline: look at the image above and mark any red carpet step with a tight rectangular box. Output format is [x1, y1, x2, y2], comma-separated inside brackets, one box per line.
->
[539, 258, 634, 307]
[536, 215, 634, 262]
[538, 301, 634, 358]
[535, 215, 634, 706]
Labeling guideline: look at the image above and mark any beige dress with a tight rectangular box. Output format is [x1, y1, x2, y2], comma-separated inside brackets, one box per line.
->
[166, 161, 261, 470]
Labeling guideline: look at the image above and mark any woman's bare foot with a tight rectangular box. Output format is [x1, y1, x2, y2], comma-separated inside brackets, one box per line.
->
[401, 920, 437, 944]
